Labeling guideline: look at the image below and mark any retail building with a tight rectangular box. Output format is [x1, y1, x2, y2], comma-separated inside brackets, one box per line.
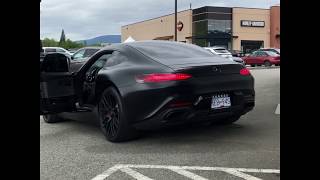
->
[121, 5, 280, 52]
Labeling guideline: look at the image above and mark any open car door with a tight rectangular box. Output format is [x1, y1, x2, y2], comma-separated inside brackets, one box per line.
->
[40, 53, 77, 115]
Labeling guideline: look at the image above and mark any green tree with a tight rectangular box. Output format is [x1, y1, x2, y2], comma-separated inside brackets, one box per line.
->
[59, 29, 66, 46]
[42, 38, 58, 47]
[61, 39, 84, 49]
[41, 37, 84, 50]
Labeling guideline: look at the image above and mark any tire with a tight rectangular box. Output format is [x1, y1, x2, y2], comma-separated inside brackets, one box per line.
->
[211, 115, 241, 125]
[250, 64, 256, 67]
[43, 114, 64, 123]
[98, 87, 138, 142]
[275, 64, 280, 66]
[264, 60, 272, 67]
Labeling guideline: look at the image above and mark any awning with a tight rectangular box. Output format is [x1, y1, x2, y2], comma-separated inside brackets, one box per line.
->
[124, 36, 135, 43]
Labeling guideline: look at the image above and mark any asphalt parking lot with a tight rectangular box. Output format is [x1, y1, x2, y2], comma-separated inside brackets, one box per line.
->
[40, 67, 280, 180]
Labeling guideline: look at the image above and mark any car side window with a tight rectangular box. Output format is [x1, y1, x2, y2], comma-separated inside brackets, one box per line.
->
[45, 48, 56, 53]
[251, 52, 258, 57]
[260, 52, 267, 56]
[104, 51, 121, 67]
[256, 52, 265, 56]
[73, 49, 85, 60]
[84, 49, 99, 58]
[86, 52, 114, 77]
[56, 48, 66, 53]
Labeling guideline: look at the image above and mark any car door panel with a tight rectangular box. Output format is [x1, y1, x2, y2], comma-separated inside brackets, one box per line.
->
[40, 53, 77, 114]
[82, 52, 113, 105]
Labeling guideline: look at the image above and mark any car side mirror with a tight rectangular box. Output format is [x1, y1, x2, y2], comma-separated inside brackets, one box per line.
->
[41, 53, 70, 72]
[71, 56, 74, 60]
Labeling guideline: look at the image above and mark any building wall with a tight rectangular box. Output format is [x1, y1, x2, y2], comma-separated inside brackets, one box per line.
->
[270, 6, 280, 48]
[121, 10, 192, 43]
[232, 8, 270, 51]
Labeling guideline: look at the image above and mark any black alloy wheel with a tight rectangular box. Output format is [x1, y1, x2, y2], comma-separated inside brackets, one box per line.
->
[98, 87, 138, 142]
[99, 92, 120, 138]
[43, 114, 64, 123]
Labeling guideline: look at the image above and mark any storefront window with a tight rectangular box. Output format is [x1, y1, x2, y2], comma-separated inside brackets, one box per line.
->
[208, 20, 231, 34]
[193, 20, 209, 47]
[193, 21, 208, 37]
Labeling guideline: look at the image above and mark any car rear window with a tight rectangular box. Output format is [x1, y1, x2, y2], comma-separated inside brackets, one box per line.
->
[131, 42, 214, 59]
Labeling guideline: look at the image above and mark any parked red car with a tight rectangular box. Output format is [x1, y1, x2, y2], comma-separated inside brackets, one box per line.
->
[242, 51, 280, 67]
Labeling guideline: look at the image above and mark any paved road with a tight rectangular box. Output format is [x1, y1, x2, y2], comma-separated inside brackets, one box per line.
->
[40, 68, 280, 180]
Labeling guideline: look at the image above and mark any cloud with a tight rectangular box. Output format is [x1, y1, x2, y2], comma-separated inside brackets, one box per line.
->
[40, 0, 280, 40]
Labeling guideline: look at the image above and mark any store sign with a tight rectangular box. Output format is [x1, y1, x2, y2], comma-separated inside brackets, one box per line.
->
[177, 21, 184, 31]
[241, 20, 265, 27]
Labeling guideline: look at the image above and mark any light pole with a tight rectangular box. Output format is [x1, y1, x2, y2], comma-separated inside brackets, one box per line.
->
[175, 0, 177, 41]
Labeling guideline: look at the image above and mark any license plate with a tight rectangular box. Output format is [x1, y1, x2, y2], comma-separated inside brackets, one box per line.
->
[211, 94, 231, 109]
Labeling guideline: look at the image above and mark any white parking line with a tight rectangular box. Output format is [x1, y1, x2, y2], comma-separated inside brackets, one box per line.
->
[275, 104, 280, 114]
[170, 168, 209, 180]
[91, 165, 120, 180]
[91, 164, 280, 180]
[222, 169, 262, 180]
[120, 167, 153, 180]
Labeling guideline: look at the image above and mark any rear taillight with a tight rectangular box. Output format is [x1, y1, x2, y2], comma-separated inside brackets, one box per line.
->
[136, 73, 192, 83]
[240, 68, 250, 76]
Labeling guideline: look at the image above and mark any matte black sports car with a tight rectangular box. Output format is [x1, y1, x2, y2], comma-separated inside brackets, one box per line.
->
[40, 41, 255, 142]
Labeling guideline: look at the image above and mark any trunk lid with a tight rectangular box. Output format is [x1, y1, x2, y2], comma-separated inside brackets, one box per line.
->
[155, 57, 245, 77]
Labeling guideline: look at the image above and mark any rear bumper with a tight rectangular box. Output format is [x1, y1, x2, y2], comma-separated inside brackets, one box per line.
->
[132, 90, 255, 130]
[119, 72, 255, 129]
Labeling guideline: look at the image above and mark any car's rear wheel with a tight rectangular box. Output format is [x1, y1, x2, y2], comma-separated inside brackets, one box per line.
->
[211, 115, 241, 125]
[98, 87, 138, 142]
[43, 114, 64, 123]
[264, 60, 272, 67]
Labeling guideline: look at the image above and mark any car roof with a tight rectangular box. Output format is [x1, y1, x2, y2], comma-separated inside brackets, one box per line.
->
[259, 48, 280, 50]
[204, 46, 227, 50]
[77, 46, 103, 50]
[99, 40, 193, 51]
[43, 47, 65, 49]
[83, 46, 102, 49]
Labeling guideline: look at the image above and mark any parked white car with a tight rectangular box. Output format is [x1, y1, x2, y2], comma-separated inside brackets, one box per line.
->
[204, 47, 233, 61]
[204, 46, 245, 65]
[43, 47, 72, 57]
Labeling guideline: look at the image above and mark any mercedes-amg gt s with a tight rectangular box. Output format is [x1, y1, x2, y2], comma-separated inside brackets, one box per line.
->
[40, 41, 255, 142]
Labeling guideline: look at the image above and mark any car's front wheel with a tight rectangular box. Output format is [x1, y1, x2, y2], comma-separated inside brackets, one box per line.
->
[264, 60, 272, 67]
[43, 114, 64, 123]
[98, 87, 138, 142]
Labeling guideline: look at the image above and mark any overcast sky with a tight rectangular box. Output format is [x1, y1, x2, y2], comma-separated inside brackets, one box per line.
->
[40, 0, 280, 41]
